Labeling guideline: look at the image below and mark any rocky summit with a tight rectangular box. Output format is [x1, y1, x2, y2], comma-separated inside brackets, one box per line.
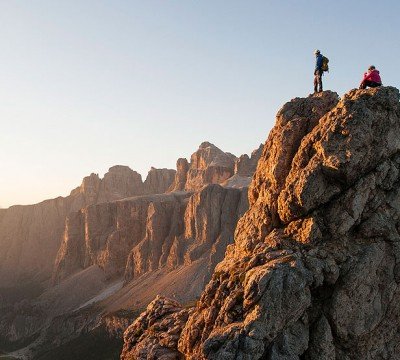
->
[122, 86, 400, 359]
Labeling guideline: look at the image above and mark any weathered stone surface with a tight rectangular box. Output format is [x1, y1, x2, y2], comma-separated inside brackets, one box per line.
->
[179, 184, 248, 278]
[54, 184, 248, 284]
[1, 145, 259, 358]
[70, 165, 146, 204]
[121, 296, 191, 360]
[124, 194, 188, 280]
[234, 144, 263, 177]
[53, 193, 190, 283]
[144, 167, 176, 194]
[185, 142, 237, 191]
[178, 87, 400, 359]
[98, 165, 146, 203]
[0, 166, 146, 287]
[124, 87, 400, 359]
[243, 91, 340, 244]
[169, 144, 262, 192]
[169, 158, 190, 192]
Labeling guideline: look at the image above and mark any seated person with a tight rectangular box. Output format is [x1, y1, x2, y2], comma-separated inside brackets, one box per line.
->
[359, 65, 382, 89]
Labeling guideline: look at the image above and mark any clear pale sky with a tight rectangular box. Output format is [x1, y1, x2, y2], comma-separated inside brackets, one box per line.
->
[1, 1, 399, 208]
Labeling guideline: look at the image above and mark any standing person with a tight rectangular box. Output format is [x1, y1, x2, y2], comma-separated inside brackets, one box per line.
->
[314, 49, 324, 93]
[359, 65, 382, 89]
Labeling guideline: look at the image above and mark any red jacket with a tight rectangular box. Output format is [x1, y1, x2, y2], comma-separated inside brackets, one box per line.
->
[362, 69, 382, 84]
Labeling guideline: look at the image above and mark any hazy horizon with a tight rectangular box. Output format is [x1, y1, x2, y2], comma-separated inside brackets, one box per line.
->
[0, 140, 262, 208]
[1, 0, 399, 208]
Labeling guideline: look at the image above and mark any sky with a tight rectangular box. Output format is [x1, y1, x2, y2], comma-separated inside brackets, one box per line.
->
[1, 0, 399, 208]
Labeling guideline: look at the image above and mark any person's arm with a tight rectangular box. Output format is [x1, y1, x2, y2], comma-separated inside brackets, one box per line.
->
[315, 55, 322, 70]
[363, 71, 372, 81]
[359, 72, 368, 88]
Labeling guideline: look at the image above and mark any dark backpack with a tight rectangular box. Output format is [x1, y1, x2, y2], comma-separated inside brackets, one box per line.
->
[321, 56, 329, 72]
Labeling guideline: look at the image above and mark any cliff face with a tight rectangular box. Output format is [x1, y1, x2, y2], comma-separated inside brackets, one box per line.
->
[0, 166, 175, 287]
[0, 141, 253, 288]
[170, 158, 190, 192]
[53, 142, 259, 285]
[123, 87, 400, 359]
[53, 193, 189, 283]
[54, 184, 248, 285]
[169, 142, 239, 192]
[180, 87, 400, 359]
[69, 166, 146, 205]
[143, 167, 176, 194]
[1, 140, 260, 359]
[234, 144, 263, 177]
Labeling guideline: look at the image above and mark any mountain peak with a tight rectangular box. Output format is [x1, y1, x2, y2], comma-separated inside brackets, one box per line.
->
[198, 141, 216, 149]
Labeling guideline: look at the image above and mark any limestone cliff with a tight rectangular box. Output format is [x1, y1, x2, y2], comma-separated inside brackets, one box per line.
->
[53, 192, 190, 283]
[169, 142, 238, 192]
[144, 167, 176, 194]
[70, 165, 145, 204]
[54, 184, 248, 285]
[1, 140, 261, 359]
[0, 166, 142, 287]
[123, 87, 400, 359]
[169, 158, 190, 192]
[234, 143, 263, 177]
[0, 165, 176, 287]
[169, 142, 263, 193]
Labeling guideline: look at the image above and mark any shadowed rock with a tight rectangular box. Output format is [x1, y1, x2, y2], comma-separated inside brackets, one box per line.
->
[0, 165, 147, 286]
[121, 296, 190, 360]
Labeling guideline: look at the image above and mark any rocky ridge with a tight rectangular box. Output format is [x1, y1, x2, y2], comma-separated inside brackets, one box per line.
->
[1, 142, 261, 360]
[53, 184, 248, 286]
[169, 142, 261, 192]
[53, 142, 261, 285]
[123, 87, 400, 359]
[0, 165, 177, 287]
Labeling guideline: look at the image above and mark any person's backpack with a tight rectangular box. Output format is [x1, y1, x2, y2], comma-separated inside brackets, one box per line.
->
[321, 56, 329, 72]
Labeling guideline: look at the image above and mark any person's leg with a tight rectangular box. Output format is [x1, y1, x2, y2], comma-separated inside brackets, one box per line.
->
[318, 71, 323, 92]
[314, 72, 319, 93]
[359, 81, 367, 89]
[368, 81, 382, 88]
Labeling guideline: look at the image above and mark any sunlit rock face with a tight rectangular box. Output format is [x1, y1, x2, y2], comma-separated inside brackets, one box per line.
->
[0, 139, 256, 290]
[0, 165, 148, 287]
[185, 142, 238, 191]
[144, 167, 176, 195]
[167, 142, 237, 192]
[53, 192, 189, 284]
[169, 158, 190, 192]
[124, 87, 400, 359]
[0, 139, 260, 358]
[168, 141, 263, 193]
[53, 183, 248, 285]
